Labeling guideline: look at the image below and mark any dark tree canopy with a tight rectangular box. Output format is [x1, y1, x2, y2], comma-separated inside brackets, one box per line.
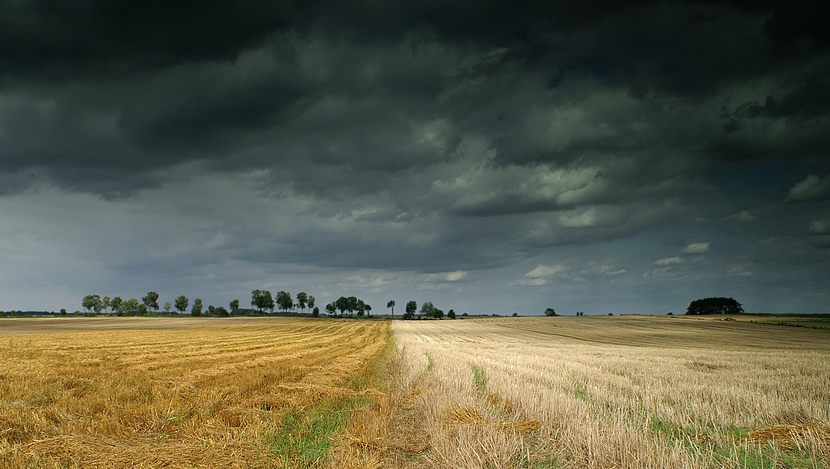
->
[276, 291, 293, 312]
[686, 297, 744, 315]
[251, 289, 275, 312]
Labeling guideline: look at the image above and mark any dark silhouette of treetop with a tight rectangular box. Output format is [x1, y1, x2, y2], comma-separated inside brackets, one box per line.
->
[685, 297, 744, 315]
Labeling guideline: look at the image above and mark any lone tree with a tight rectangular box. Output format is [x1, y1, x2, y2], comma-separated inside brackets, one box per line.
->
[686, 297, 744, 315]
[296, 292, 308, 314]
[191, 298, 203, 316]
[110, 296, 124, 315]
[123, 298, 140, 315]
[251, 290, 275, 313]
[229, 299, 240, 314]
[142, 292, 160, 312]
[420, 301, 436, 318]
[544, 307, 558, 316]
[82, 294, 103, 313]
[276, 291, 293, 313]
[387, 300, 395, 316]
[175, 295, 189, 314]
[325, 302, 337, 316]
[404, 300, 417, 320]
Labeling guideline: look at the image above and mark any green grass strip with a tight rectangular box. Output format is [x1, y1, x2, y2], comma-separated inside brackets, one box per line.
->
[266, 322, 394, 468]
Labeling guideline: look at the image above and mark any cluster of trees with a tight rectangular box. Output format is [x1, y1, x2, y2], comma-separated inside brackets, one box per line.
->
[324, 296, 371, 317]
[686, 297, 744, 315]
[81, 290, 323, 318]
[82, 292, 165, 316]
[81, 292, 239, 317]
[250, 290, 317, 315]
[400, 300, 455, 320]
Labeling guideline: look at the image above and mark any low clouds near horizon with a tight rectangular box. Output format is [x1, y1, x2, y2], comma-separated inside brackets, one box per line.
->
[1, 0, 829, 315]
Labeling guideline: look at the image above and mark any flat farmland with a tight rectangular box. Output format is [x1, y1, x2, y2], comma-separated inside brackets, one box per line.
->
[336, 316, 830, 468]
[0, 317, 390, 468]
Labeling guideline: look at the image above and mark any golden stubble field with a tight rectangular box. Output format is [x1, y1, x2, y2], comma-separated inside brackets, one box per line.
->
[0, 317, 390, 468]
[2, 315, 829, 469]
[333, 316, 830, 469]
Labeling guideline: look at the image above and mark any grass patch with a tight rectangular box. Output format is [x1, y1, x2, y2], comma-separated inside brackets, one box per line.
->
[472, 365, 487, 394]
[573, 382, 587, 402]
[712, 444, 826, 469]
[650, 416, 687, 441]
[267, 399, 362, 468]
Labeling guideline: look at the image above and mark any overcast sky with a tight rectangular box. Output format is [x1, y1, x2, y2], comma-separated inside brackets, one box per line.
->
[1, 0, 829, 315]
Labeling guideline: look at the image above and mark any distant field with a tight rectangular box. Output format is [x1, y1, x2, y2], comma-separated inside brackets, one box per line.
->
[334, 316, 830, 468]
[0, 317, 390, 468]
[0, 316, 272, 336]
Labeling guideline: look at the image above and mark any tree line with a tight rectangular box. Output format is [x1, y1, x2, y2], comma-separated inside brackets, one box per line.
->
[80, 291, 459, 320]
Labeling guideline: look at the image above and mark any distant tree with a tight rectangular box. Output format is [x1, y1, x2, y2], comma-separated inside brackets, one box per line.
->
[82, 294, 102, 313]
[308, 295, 315, 312]
[325, 302, 337, 316]
[404, 300, 417, 319]
[347, 296, 358, 317]
[251, 289, 263, 312]
[191, 298, 203, 316]
[230, 299, 240, 314]
[216, 306, 230, 317]
[142, 292, 160, 311]
[434, 308, 444, 319]
[111, 296, 124, 315]
[387, 300, 395, 316]
[335, 296, 349, 316]
[512, 312, 518, 317]
[175, 295, 189, 314]
[102, 296, 111, 313]
[138, 304, 149, 315]
[686, 297, 744, 315]
[264, 291, 275, 313]
[207, 305, 216, 316]
[296, 292, 308, 314]
[164, 301, 172, 313]
[365, 303, 372, 317]
[447, 309, 456, 319]
[357, 299, 367, 317]
[251, 290, 275, 313]
[276, 291, 293, 313]
[123, 298, 140, 315]
[60, 308, 67, 316]
[420, 301, 435, 318]
[312, 306, 320, 318]
[544, 308, 558, 316]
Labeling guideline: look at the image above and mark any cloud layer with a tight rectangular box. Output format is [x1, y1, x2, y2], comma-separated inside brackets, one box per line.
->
[1, 0, 829, 314]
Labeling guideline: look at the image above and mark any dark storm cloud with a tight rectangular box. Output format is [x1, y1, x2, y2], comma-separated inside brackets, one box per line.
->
[0, 0, 297, 78]
[3, 1, 828, 183]
[2, 0, 830, 314]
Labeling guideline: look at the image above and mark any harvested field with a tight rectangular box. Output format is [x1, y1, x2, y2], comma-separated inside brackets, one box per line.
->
[334, 316, 830, 468]
[0, 317, 390, 468]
